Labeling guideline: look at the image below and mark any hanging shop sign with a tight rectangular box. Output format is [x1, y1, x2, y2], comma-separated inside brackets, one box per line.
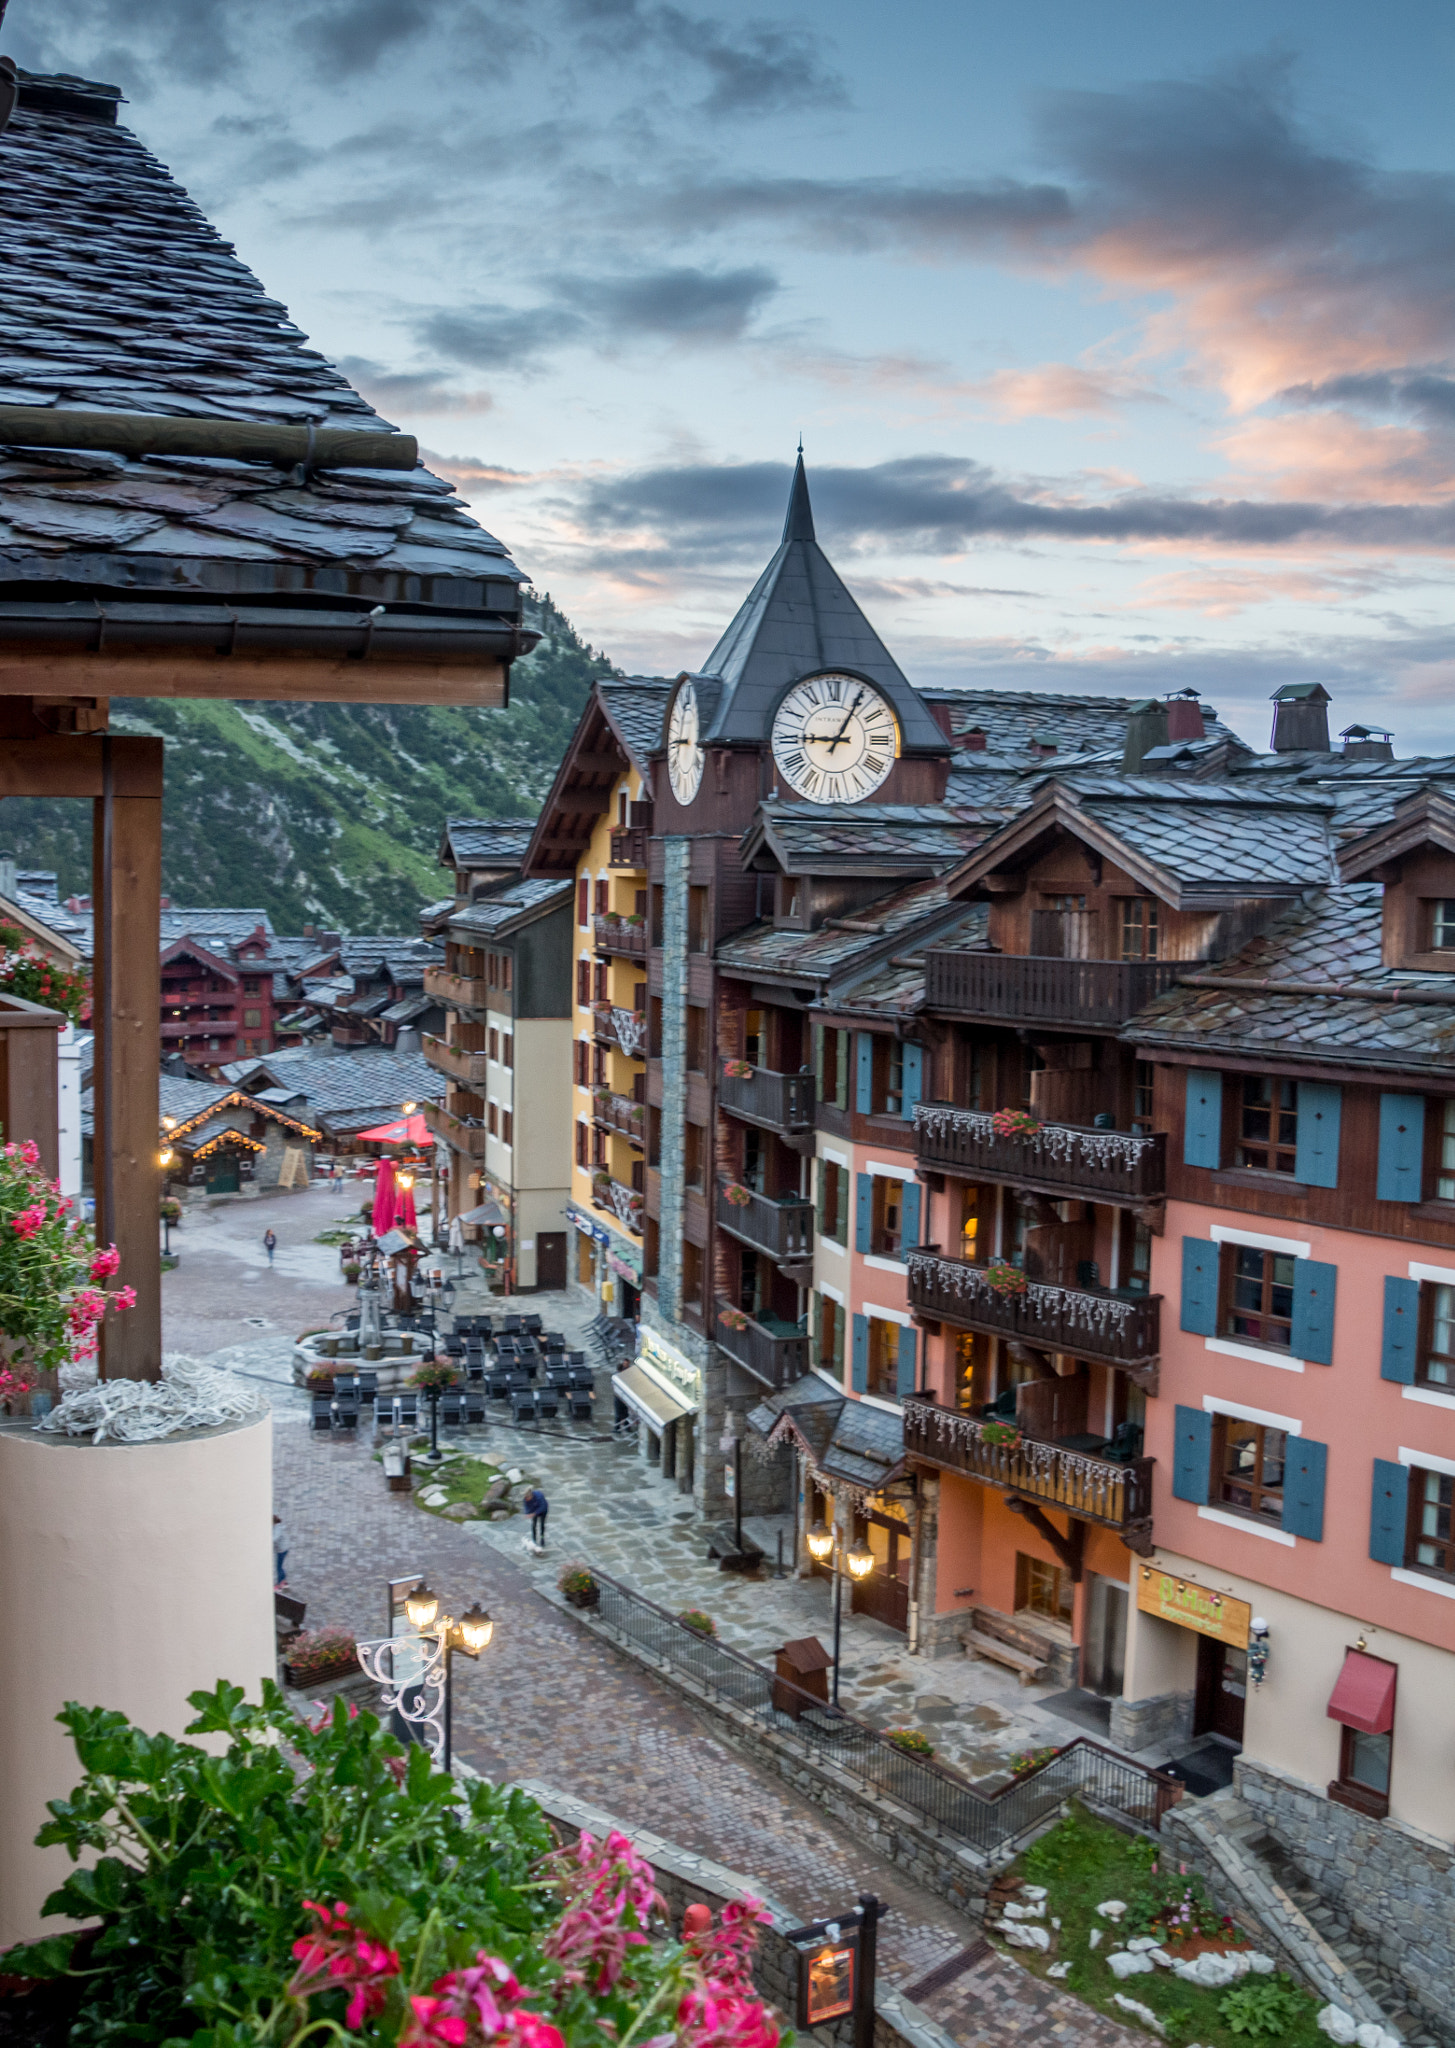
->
[1136, 1566, 1251, 1649]
[639, 1326, 701, 1404]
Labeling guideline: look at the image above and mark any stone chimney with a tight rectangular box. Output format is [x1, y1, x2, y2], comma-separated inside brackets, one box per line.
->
[1164, 689, 1206, 743]
[1122, 699, 1169, 772]
[1270, 683, 1332, 753]
[1340, 723, 1395, 763]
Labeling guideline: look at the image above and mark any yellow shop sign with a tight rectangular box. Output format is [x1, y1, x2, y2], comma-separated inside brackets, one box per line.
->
[1136, 1567, 1251, 1649]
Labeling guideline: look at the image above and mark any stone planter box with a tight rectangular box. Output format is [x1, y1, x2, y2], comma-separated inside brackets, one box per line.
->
[282, 1652, 361, 1689]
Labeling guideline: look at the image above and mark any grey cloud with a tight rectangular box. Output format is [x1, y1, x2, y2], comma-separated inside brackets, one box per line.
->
[7, 0, 236, 84]
[654, 173, 1073, 253]
[559, 0, 844, 115]
[554, 264, 777, 339]
[572, 455, 1455, 556]
[416, 306, 582, 371]
[294, 0, 435, 76]
[337, 358, 495, 415]
[1281, 369, 1455, 426]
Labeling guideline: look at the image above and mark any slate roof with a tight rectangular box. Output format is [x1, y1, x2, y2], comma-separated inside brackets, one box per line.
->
[1124, 884, 1455, 1074]
[449, 876, 573, 939]
[599, 679, 673, 776]
[743, 800, 982, 878]
[1077, 794, 1338, 892]
[748, 1375, 907, 1492]
[213, 1047, 439, 1132]
[717, 878, 987, 999]
[922, 688, 1244, 760]
[338, 938, 441, 978]
[696, 457, 948, 756]
[830, 904, 990, 1022]
[439, 820, 537, 870]
[0, 72, 527, 630]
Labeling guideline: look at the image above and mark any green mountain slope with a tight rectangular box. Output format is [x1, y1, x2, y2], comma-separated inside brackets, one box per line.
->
[0, 598, 620, 931]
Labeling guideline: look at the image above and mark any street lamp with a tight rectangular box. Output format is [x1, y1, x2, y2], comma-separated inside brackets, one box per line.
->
[807, 1518, 875, 1706]
[360, 1581, 494, 1770]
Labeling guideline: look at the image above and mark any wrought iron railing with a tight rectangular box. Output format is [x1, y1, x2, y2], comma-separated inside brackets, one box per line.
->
[923, 953, 1181, 1027]
[592, 1005, 648, 1057]
[914, 1103, 1165, 1204]
[713, 1299, 808, 1389]
[907, 1249, 1160, 1368]
[583, 1567, 1179, 1853]
[903, 1394, 1153, 1533]
[593, 1091, 646, 1142]
[593, 915, 648, 959]
[716, 1181, 815, 1259]
[718, 1065, 816, 1133]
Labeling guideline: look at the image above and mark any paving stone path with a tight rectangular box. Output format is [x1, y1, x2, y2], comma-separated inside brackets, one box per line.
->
[274, 1408, 1140, 2047]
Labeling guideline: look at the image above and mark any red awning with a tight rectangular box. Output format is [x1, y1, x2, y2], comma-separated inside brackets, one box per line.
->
[1326, 1650, 1397, 1734]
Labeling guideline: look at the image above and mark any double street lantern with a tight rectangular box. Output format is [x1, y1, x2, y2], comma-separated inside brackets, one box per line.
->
[357, 1579, 495, 1770]
[806, 1519, 874, 1706]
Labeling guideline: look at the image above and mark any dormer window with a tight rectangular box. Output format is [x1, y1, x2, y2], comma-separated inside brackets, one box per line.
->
[1429, 900, 1455, 951]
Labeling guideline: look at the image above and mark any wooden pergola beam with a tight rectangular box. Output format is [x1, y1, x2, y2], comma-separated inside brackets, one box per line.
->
[0, 654, 508, 708]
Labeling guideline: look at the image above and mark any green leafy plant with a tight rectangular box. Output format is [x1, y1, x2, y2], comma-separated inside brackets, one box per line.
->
[678, 1610, 717, 1637]
[159, 1197, 182, 1223]
[0, 920, 91, 1024]
[0, 1137, 134, 1376]
[0, 1683, 785, 2048]
[558, 1565, 597, 1597]
[984, 1258, 1028, 1296]
[1219, 1975, 1309, 2037]
[1124, 1864, 1239, 1945]
[885, 1727, 935, 1758]
[981, 1421, 1021, 1448]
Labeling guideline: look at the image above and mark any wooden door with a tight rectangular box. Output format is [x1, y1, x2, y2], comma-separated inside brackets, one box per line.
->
[1194, 1634, 1247, 1743]
[536, 1232, 567, 1290]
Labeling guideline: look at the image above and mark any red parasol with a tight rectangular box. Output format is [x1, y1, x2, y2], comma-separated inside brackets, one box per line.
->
[371, 1157, 398, 1235]
[357, 1112, 431, 1145]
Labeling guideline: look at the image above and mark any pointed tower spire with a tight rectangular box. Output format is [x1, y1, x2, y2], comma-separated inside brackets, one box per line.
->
[782, 446, 815, 543]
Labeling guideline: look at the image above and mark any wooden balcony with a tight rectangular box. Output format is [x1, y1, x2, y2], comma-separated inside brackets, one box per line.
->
[923, 953, 1181, 1030]
[423, 1099, 486, 1157]
[424, 963, 491, 1009]
[716, 1181, 815, 1260]
[914, 1103, 1165, 1211]
[421, 1032, 488, 1086]
[713, 1298, 808, 1390]
[593, 914, 648, 960]
[609, 825, 649, 869]
[592, 1004, 648, 1057]
[593, 1090, 646, 1145]
[718, 1064, 815, 1135]
[903, 1394, 1153, 1543]
[907, 1250, 1160, 1371]
[592, 1177, 644, 1234]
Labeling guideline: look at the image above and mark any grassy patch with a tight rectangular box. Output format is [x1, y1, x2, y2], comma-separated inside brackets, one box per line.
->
[996, 1805, 1328, 2047]
[313, 1226, 358, 1246]
[412, 1454, 523, 1520]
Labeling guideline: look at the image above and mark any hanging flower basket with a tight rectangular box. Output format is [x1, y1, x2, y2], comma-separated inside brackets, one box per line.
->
[981, 1420, 1021, 1449]
[990, 1107, 1043, 1140]
[0, 1138, 134, 1388]
[718, 1306, 749, 1332]
[985, 1258, 1028, 1296]
[722, 1059, 752, 1079]
[723, 1182, 753, 1208]
[410, 1360, 457, 1392]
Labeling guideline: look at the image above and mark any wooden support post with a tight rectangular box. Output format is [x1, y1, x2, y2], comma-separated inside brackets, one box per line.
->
[92, 739, 163, 1381]
[1006, 1496, 1087, 1581]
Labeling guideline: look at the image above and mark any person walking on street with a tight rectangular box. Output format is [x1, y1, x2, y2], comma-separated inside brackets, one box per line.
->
[264, 1228, 277, 1265]
[523, 1485, 548, 1550]
[273, 1514, 290, 1586]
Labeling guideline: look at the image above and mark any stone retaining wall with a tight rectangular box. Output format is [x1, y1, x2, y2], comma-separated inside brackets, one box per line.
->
[1237, 1756, 1455, 2038]
[515, 1779, 963, 2048]
[1108, 1689, 1192, 1755]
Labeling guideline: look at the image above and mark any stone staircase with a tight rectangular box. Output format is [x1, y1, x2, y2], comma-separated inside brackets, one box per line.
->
[1165, 1787, 1445, 2048]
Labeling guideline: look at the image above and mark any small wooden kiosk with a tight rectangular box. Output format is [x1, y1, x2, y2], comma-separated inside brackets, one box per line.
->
[773, 1636, 834, 1718]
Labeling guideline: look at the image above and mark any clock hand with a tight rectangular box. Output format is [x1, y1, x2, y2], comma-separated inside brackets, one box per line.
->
[820, 690, 864, 752]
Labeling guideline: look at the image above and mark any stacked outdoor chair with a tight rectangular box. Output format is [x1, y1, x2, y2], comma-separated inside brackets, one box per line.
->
[568, 1385, 594, 1422]
[509, 1383, 536, 1425]
[334, 1387, 359, 1431]
[311, 1394, 333, 1433]
[464, 1387, 487, 1425]
[440, 1389, 465, 1429]
[357, 1371, 378, 1407]
[534, 1382, 559, 1422]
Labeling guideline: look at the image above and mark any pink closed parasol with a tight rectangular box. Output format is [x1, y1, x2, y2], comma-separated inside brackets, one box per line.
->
[371, 1157, 398, 1235]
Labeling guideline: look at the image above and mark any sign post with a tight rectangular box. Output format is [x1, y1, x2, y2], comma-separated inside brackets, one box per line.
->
[1134, 1566, 1252, 1649]
[785, 1895, 882, 2041]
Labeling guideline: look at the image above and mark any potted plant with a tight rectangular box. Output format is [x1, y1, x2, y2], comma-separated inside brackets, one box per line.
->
[885, 1726, 935, 1758]
[410, 1359, 457, 1393]
[718, 1306, 748, 1332]
[1007, 1743, 1062, 1781]
[722, 1182, 753, 1208]
[981, 1419, 1021, 1448]
[985, 1258, 1028, 1296]
[722, 1058, 752, 1079]
[990, 1107, 1043, 1140]
[559, 1564, 600, 1610]
[678, 1609, 717, 1638]
[281, 1625, 361, 1688]
[159, 1197, 182, 1225]
[624, 913, 645, 928]
[0, 1136, 135, 1385]
[343, 1262, 361, 1284]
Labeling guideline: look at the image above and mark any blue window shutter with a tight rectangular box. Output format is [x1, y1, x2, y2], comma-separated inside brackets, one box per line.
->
[1290, 1258, 1337, 1365]
[1294, 1081, 1342, 1189]
[1381, 1276, 1419, 1383]
[897, 1324, 918, 1398]
[901, 1042, 923, 1117]
[1172, 1406, 1212, 1503]
[1184, 1069, 1223, 1169]
[900, 1179, 922, 1254]
[1180, 1236, 1218, 1336]
[1370, 1459, 1410, 1565]
[855, 1032, 874, 1114]
[851, 1314, 868, 1392]
[1283, 1437, 1327, 1541]
[855, 1173, 872, 1253]
[1377, 1093, 1425, 1203]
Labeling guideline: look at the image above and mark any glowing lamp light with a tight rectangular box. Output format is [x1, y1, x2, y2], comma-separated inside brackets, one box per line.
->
[846, 1540, 875, 1582]
[161, 1115, 177, 1130]
[158, 1148, 175, 1168]
[405, 1582, 440, 1629]
[396, 1171, 414, 1190]
[458, 1602, 494, 1654]
[400, 1100, 418, 1114]
[806, 1520, 833, 1564]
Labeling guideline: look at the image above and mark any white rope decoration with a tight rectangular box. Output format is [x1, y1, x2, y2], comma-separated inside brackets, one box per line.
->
[37, 1353, 268, 1445]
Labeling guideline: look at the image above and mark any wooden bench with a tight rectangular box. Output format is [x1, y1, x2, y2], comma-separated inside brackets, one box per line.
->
[965, 1627, 1047, 1685]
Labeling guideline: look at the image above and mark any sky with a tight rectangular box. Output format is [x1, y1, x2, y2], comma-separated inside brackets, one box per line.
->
[11, 0, 1455, 752]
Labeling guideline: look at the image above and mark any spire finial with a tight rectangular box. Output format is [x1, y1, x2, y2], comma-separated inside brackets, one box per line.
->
[782, 445, 815, 544]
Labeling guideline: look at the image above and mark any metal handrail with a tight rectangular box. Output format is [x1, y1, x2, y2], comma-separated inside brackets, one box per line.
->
[581, 1564, 1179, 1853]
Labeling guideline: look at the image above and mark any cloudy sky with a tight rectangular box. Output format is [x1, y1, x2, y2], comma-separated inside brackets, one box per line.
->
[12, 0, 1455, 749]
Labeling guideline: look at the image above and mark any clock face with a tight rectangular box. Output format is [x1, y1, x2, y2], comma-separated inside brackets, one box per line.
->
[667, 678, 704, 805]
[771, 673, 899, 803]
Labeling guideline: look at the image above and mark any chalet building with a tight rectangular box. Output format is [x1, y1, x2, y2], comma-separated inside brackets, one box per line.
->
[308, 938, 445, 1051]
[422, 874, 574, 1290]
[219, 1045, 439, 1155]
[157, 1076, 320, 1194]
[523, 680, 669, 1355]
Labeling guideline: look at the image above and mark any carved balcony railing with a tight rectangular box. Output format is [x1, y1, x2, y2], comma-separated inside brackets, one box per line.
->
[593, 915, 648, 960]
[592, 1177, 644, 1234]
[718, 1064, 816, 1134]
[923, 953, 1181, 1029]
[424, 1099, 487, 1157]
[903, 1394, 1153, 1541]
[424, 964, 491, 1009]
[593, 1090, 646, 1144]
[713, 1299, 808, 1390]
[914, 1103, 1165, 1209]
[608, 826, 649, 869]
[716, 1181, 815, 1260]
[422, 1033, 489, 1086]
[907, 1250, 1160, 1370]
[592, 1004, 648, 1057]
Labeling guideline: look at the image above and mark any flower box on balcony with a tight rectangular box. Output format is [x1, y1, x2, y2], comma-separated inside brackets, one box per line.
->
[985, 1259, 1028, 1296]
[723, 1058, 752, 1079]
[723, 1182, 753, 1208]
[718, 1306, 749, 1332]
[990, 1107, 1042, 1139]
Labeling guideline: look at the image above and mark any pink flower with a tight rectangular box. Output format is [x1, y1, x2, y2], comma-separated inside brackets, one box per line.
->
[287, 1899, 400, 2029]
[17, 1140, 40, 1166]
[11, 1202, 46, 1239]
[90, 1245, 120, 1280]
[67, 1287, 106, 1332]
[111, 1284, 137, 1312]
[541, 1829, 662, 1991]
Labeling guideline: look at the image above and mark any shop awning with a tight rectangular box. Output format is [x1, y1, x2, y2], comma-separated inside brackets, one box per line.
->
[1326, 1650, 1397, 1734]
[612, 1362, 692, 1434]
